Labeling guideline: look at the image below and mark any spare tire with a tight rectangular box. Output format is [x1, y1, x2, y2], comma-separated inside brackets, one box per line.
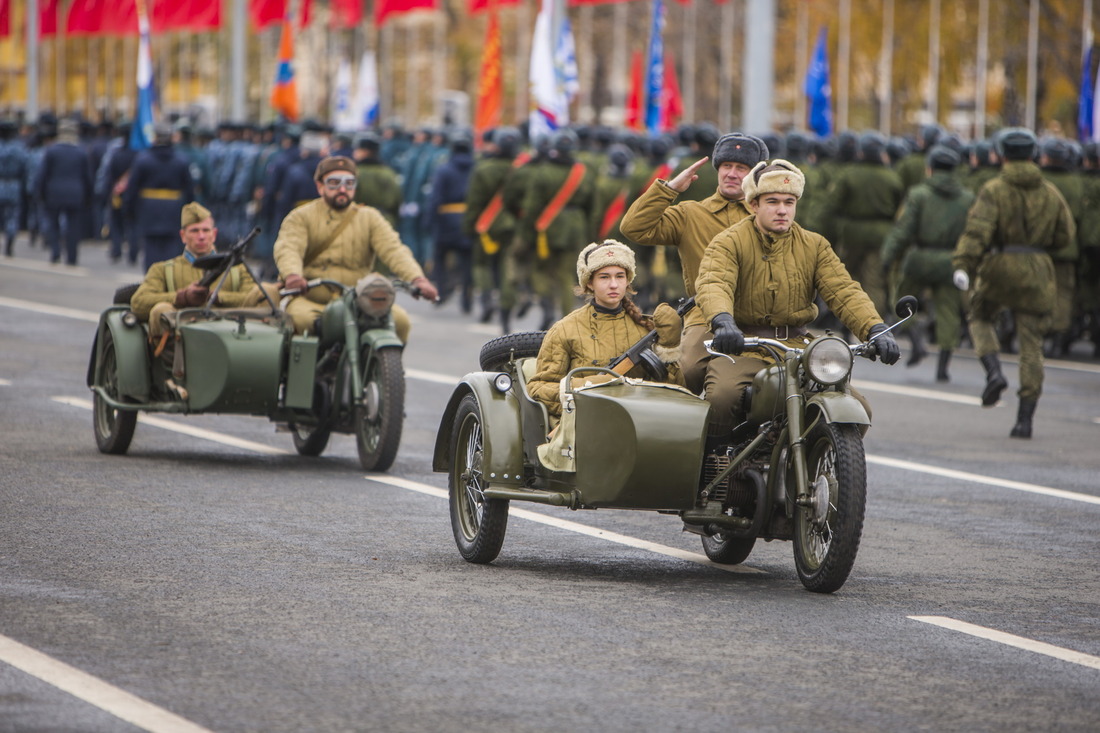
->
[113, 283, 141, 306]
[479, 331, 546, 371]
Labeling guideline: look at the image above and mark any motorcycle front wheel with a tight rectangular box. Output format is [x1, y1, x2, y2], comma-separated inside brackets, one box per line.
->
[792, 421, 866, 594]
[449, 394, 509, 563]
[93, 332, 137, 455]
[355, 347, 405, 472]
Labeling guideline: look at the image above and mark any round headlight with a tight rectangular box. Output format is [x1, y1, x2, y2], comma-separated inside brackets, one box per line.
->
[803, 337, 853, 385]
[493, 372, 513, 393]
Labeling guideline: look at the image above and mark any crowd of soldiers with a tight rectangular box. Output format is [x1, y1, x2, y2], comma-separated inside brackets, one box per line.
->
[1, 113, 1097, 363]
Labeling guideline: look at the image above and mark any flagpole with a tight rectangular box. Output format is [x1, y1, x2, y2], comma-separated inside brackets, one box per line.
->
[718, 0, 733, 131]
[742, 0, 774, 133]
[796, 0, 808, 131]
[516, 0, 531, 125]
[434, 13, 445, 124]
[231, 0, 246, 120]
[975, 0, 988, 138]
[1026, 0, 1038, 129]
[878, 0, 893, 134]
[27, 0, 39, 118]
[578, 4, 592, 123]
[611, 1, 627, 126]
[928, 0, 940, 124]
[681, 0, 695, 124]
[405, 22, 416, 125]
[838, 0, 850, 132]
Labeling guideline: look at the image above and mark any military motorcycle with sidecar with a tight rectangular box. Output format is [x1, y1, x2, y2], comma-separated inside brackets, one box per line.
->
[433, 297, 917, 593]
[87, 229, 416, 471]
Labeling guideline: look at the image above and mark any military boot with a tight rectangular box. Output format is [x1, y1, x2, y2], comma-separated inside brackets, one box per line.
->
[907, 326, 928, 367]
[500, 307, 512, 335]
[2, 237, 10, 257]
[979, 353, 1008, 407]
[538, 297, 556, 331]
[935, 349, 951, 383]
[1010, 398, 1037, 439]
[479, 290, 498, 324]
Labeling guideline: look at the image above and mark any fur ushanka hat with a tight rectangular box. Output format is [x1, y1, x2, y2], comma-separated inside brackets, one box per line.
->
[576, 240, 637, 290]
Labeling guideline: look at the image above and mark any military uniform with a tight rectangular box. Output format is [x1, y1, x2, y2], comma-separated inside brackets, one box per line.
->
[273, 198, 426, 337]
[354, 159, 401, 226]
[125, 141, 194, 271]
[464, 149, 523, 327]
[0, 132, 28, 256]
[882, 161, 974, 379]
[1040, 161, 1083, 351]
[130, 253, 258, 337]
[953, 153, 1075, 437]
[696, 216, 882, 432]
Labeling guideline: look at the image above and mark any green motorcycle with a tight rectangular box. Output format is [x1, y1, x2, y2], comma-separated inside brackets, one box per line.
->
[434, 297, 916, 593]
[87, 232, 413, 471]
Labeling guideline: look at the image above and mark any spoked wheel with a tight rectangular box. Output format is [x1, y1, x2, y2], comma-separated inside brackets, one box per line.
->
[701, 534, 756, 565]
[290, 421, 332, 456]
[448, 394, 508, 563]
[792, 421, 866, 593]
[93, 332, 138, 455]
[355, 347, 405, 472]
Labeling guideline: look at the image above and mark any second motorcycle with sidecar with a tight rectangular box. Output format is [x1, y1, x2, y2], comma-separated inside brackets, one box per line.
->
[87, 230, 416, 471]
[433, 297, 917, 593]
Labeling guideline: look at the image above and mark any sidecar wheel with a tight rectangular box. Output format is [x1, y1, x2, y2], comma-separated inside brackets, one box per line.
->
[449, 394, 509, 563]
[356, 347, 405, 472]
[701, 534, 756, 565]
[93, 333, 137, 455]
[290, 422, 331, 456]
[792, 422, 866, 594]
[478, 331, 546, 371]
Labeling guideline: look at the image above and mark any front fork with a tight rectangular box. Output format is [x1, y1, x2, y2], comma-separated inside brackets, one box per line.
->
[783, 351, 812, 508]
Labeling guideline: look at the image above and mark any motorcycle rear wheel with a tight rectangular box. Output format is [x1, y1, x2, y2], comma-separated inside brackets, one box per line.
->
[793, 421, 866, 593]
[356, 347, 405, 472]
[290, 422, 331, 456]
[93, 332, 138, 455]
[449, 394, 509, 563]
[701, 534, 756, 565]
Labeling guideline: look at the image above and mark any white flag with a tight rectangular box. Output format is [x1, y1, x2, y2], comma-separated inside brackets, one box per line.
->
[356, 51, 381, 128]
[529, 0, 577, 140]
[333, 58, 356, 132]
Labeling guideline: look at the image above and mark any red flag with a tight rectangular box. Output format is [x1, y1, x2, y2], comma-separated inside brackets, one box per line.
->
[155, 0, 221, 31]
[250, 0, 310, 30]
[330, 0, 362, 27]
[376, 0, 437, 27]
[474, 10, 503, 140]
[270, 14, 299, 121]
[469, 0, 520, 13]
[567, 0, 632, 5]
[39, 0, 59, 36]
[661, 50, 683, 131]
[66, 0, 108, 35]
[0, 0, 9, 38]
[624, 50, 643, 131]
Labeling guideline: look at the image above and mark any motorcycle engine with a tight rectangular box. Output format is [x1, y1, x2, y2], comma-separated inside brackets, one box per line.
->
[701, 450, 757, 509]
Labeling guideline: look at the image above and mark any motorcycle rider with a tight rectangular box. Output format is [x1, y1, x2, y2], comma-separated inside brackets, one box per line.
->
[696, 160, 901, 436]
[618, 132, 770, 394]
[272, 156, 439, 338]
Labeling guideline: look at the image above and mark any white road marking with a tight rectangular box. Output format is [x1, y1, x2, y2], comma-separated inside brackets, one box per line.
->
[404, 368, 460, 386]
[0, 295, 100, 323]
[854, 379, 982, 406]
[867, 455, 1100, 506]
[0, 259, 90, 277]
[367, 474, 764, 574]
[909, 616, 1100, 671]
[0, 633, 214, 733]
[0, 378, 11, 386]
[52, 396, 292, 455]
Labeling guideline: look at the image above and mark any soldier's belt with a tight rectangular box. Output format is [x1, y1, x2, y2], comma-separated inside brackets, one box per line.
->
[995, 245, 1045, 254]
[139, 188, 182, 200]
[741, 324, 809, 340]
[438, 203, 467, 214]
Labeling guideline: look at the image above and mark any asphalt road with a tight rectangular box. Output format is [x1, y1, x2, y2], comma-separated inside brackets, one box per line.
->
[2, 238, 1099, 732]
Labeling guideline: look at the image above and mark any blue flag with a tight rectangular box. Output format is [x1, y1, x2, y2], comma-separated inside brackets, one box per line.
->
[130, 6, 155, 150]
[1079, 46, 1094, 142]
[644, 0, 666, 135]
[805, 27, 833, 138]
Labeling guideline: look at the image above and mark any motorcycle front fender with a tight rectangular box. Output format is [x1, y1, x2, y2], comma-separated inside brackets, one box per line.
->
[432, 374, 525, 487]
[358, 326, 404, 353]
[89, 307, 151, 402]
[805, 390, 870, 436]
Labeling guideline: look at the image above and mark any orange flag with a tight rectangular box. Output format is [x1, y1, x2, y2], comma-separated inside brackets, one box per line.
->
[270, 14, 299, 121]
[474, 9, 503, 141]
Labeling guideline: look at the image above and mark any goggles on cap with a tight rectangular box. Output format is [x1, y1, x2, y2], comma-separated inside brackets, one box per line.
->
[323, 176, 357, 190]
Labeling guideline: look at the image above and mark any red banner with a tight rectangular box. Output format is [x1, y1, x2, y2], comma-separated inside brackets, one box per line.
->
[157, 0, 221, 31]
[624, 50, 643, 131]
[39, 0, 59, 36]
[469, 0, 521, 14]
[67, 0, 221, 35]
[330, 0, 363, 27]
[661, 49, 683, 131]
[474, 10, 502, 138]
[250, 0, 311, 31]
[0, 0, 9, 38]
[376, 0, 437, 27]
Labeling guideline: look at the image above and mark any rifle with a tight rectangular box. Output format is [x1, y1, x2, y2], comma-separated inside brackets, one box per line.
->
[607, 296, 695, 377]
[192, 227, 270, 312]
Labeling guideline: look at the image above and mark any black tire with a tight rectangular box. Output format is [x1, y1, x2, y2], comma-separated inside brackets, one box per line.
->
[701, 534, 756, 565]
[449, 394, 509, 563]
[478, 331, 546, 371]
[290, 422, 332, 456]
[792, 422, 867, 593]
[356, 347, 405, 472]
[113, 283, 141, 306]
[93, 333, 137, 455]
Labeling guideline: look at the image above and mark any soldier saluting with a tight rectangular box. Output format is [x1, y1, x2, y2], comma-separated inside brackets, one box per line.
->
[952, 128, 1076, 439]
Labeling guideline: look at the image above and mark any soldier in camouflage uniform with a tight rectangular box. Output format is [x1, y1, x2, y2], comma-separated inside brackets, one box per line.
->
[1038, 137, 1083, 357]
[352, 132, 401, 226]
[821, 131, 904, 318]
[895, 124, 944, 194]
[964, 138, 1000, 194]
[1079, 142, 1100, 357]
[952, 128, 1075, 439]
[882, 145, 974, 382]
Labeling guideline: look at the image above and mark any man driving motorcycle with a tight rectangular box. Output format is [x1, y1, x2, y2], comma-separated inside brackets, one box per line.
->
[695, 160, 900, 435]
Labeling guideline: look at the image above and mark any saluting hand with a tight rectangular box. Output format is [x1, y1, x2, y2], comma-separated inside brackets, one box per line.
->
[666, 156, 709, 193]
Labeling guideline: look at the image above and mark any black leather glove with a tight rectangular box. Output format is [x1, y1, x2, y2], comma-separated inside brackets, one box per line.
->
[710, 313, 745, 355]
[867, 323, 900, 365]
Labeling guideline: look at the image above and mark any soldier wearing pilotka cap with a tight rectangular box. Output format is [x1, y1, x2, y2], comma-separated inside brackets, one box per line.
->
[619, 131, 770, 394]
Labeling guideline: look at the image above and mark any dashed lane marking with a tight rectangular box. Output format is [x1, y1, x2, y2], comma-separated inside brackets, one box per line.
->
[909, 616, 1100, 671]
[0, 295, 100, 323]
[0, 633, 215, 733]
[365, 474, 764, 574]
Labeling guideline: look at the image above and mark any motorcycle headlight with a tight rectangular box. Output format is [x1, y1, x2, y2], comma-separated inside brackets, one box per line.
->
[802, 336, 853, 385]
[355, 273, 396, 318]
